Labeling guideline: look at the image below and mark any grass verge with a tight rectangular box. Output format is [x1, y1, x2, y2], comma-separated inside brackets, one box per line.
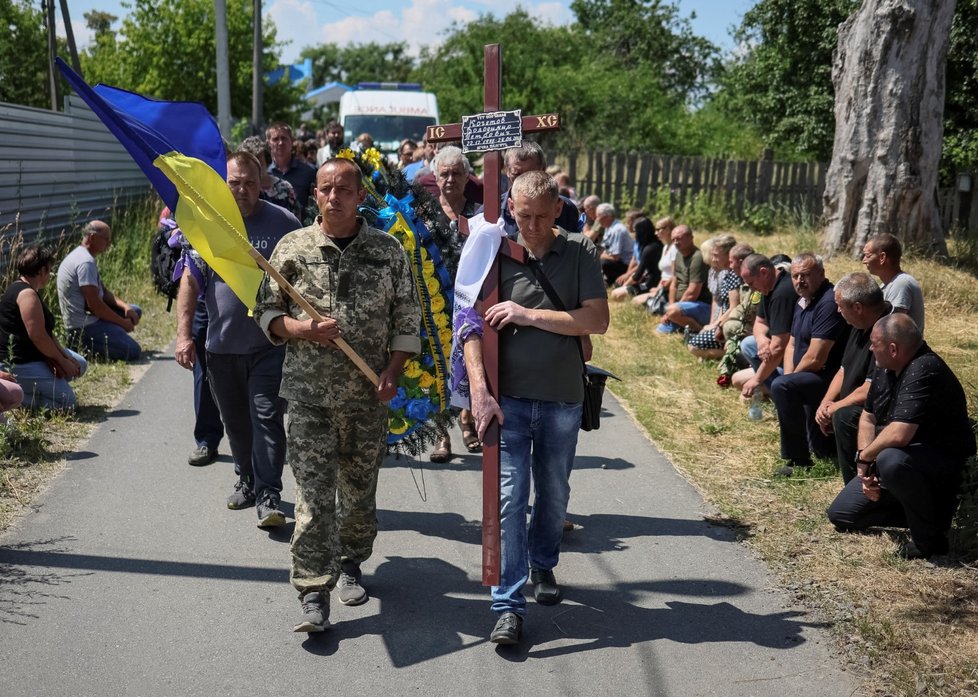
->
[0, 197, 174, 532]
[592, 228, 978, 696]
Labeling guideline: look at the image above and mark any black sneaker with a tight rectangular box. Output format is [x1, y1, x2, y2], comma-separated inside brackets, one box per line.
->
[530, 568, 562, 605]
[293, 591, 329, 633]
[489, 611, 523, 645]
[337, 560, 367, 606]
[256, 492, 286, 528]
[187, 445, 217, 467]
[227, 480, 256, 510]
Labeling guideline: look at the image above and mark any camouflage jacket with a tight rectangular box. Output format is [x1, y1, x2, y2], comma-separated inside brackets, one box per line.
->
[255, 217, 421, 409]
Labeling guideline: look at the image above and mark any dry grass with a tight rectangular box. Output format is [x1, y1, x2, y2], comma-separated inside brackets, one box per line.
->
[0, 198, 174, 532]
[592, 231, 978, 696]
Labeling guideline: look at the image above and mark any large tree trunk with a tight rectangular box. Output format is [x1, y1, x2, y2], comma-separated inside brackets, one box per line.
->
[822, 0, 955, 257]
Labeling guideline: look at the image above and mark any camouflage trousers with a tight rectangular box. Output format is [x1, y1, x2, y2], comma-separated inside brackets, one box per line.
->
[288, 399, 388, 595]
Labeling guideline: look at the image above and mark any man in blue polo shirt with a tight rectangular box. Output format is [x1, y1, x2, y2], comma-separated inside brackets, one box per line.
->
[770, 253, 849, 476]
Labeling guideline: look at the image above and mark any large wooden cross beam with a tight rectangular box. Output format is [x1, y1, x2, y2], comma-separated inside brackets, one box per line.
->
[426, 43, 561, 586]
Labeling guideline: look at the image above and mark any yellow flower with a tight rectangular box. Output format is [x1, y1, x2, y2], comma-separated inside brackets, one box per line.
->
[418, 373, 435, 389]
[426, 275, 441, 295]
[403, 361, 423, 379]
[337, 148, 355, 160]
[422, 258, 435, 276]
[434, 311, 449, 329]
[438, 329, 453, 347]
[401, 234, 416, 251]
[430, 294, 445, 313]
[389, 419, 409, 434]
[364, 147, 383, 170]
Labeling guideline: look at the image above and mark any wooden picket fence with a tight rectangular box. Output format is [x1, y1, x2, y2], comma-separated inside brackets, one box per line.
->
[553, 150, 828, 221]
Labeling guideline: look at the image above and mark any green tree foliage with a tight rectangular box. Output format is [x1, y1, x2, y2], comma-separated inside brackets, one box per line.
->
[80, 0, 299, 122]
[943, 0, 978, 172]
[713, 0, 859, 162]
[413, 4, 728, 155]
[570, 0, 719, 102]
[300, 41, 414, 87]
[0, 0, 66, 108]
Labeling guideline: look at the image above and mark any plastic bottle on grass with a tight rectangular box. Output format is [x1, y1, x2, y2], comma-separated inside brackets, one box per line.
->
[747, 392, 763, 421]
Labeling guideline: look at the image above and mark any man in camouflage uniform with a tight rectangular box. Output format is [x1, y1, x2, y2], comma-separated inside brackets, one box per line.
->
[254, 157, 421, 633]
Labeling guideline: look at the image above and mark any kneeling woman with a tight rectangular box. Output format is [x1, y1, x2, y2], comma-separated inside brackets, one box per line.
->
[0, 246, 87, 411]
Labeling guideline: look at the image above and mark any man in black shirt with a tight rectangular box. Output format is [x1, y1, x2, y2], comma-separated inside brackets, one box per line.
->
[733, 254, 798, 396]
[814, 273, 890, 483]
[827, 314, 976, 558]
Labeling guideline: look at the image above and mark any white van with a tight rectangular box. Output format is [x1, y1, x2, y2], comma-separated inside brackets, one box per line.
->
[339, 83, 439, 154]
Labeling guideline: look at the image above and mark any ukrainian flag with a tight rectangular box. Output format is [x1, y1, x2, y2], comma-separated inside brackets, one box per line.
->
[56, 58, 263, 308]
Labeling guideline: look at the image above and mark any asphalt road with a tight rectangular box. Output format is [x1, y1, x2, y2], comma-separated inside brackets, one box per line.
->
[0, 353, 861, 696]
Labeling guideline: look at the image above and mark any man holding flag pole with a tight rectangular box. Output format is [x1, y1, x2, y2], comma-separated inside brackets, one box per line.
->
[255, 157, 421, 632]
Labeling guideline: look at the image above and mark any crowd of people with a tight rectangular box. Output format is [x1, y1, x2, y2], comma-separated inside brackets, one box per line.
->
[4, 119, 972, 646]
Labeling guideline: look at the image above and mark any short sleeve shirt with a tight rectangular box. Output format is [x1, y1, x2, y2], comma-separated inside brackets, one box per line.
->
[56, 245, 103, 330]
[674, 249, 711, 304]
[269, 158, 317, 210]
[758, 269, 797, 336]
[601, 220, 634, 264]
[499, 229, 605, 404]
[865, 343, 976, 461]
[790, 280, 849, 376]
[839, 325, 875, 398]
[882, 272, 925, 334]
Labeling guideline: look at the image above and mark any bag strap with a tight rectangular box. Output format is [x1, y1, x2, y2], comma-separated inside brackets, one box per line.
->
[527, 258, 587, 373]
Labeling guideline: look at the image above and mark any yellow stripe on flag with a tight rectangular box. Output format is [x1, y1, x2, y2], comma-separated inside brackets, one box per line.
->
[153, 152, 265, 308]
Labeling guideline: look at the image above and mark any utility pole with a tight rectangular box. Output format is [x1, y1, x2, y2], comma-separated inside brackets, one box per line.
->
[214, 0, 232, 137]
[59, 0, 83, 75]
[45, 0, 59, 110]
[252, 0, 263, 133]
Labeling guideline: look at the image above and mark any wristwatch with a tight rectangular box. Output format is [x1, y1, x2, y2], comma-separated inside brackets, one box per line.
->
[854, 449, 874, 465]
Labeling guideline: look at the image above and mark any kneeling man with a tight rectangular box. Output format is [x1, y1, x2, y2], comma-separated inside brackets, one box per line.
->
[827, 314, 975, 559]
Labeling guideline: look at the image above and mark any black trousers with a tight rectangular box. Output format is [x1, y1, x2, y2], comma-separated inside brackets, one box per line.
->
[826, 443, 963, 555]
[831, 403, 862, 484]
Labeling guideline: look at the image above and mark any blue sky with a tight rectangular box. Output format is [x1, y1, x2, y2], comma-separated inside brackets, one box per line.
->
[58, 0, 755, 66]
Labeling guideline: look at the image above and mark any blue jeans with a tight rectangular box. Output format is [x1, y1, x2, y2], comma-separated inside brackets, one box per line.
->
[192, 302, 223, 450]
[492, 396, 582, 616]
[657, 301, 712, 333]
[71, 304, 143, 362]
[9, 349, 88, 411]
[206, 345, 287, 499]
[740, 335, 783, 388]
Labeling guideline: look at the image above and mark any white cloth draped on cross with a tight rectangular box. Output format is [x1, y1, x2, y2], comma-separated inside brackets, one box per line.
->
[450, 213, 506, 409]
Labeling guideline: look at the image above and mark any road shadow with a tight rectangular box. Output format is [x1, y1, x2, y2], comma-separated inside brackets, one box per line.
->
[298, 555, 822, 665]
[0, 537, 288, 624]
[378, 508, 748, 551]
[382, 453, 634, 473]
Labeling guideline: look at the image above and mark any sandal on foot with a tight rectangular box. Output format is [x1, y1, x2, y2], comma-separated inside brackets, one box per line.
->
[459, 420, 482, 453]
[429, 437, 452, 463]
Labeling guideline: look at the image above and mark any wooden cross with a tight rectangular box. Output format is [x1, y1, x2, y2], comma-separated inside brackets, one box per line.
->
[426, 43, 561, 586]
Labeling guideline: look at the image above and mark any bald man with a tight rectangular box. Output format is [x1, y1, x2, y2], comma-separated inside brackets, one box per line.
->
[57, 220, 142, 361]
[827, 314, 975, 559]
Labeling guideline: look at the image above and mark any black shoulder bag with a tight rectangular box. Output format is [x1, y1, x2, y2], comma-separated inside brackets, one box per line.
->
[527, 259, 618, 431]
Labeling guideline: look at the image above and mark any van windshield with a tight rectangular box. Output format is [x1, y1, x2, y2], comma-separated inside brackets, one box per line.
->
[344, 115, 437, 149]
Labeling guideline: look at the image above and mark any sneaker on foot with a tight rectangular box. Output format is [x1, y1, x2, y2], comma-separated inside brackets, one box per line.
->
[489, 611, 523, 645]
[188, 444, 217, 466]
[227, 479, 256, 510]
[337, 561, 367, 606]
[530, 568, 562, 605]
[256, 492, 286, 528]
[293, 591, 329, 632]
